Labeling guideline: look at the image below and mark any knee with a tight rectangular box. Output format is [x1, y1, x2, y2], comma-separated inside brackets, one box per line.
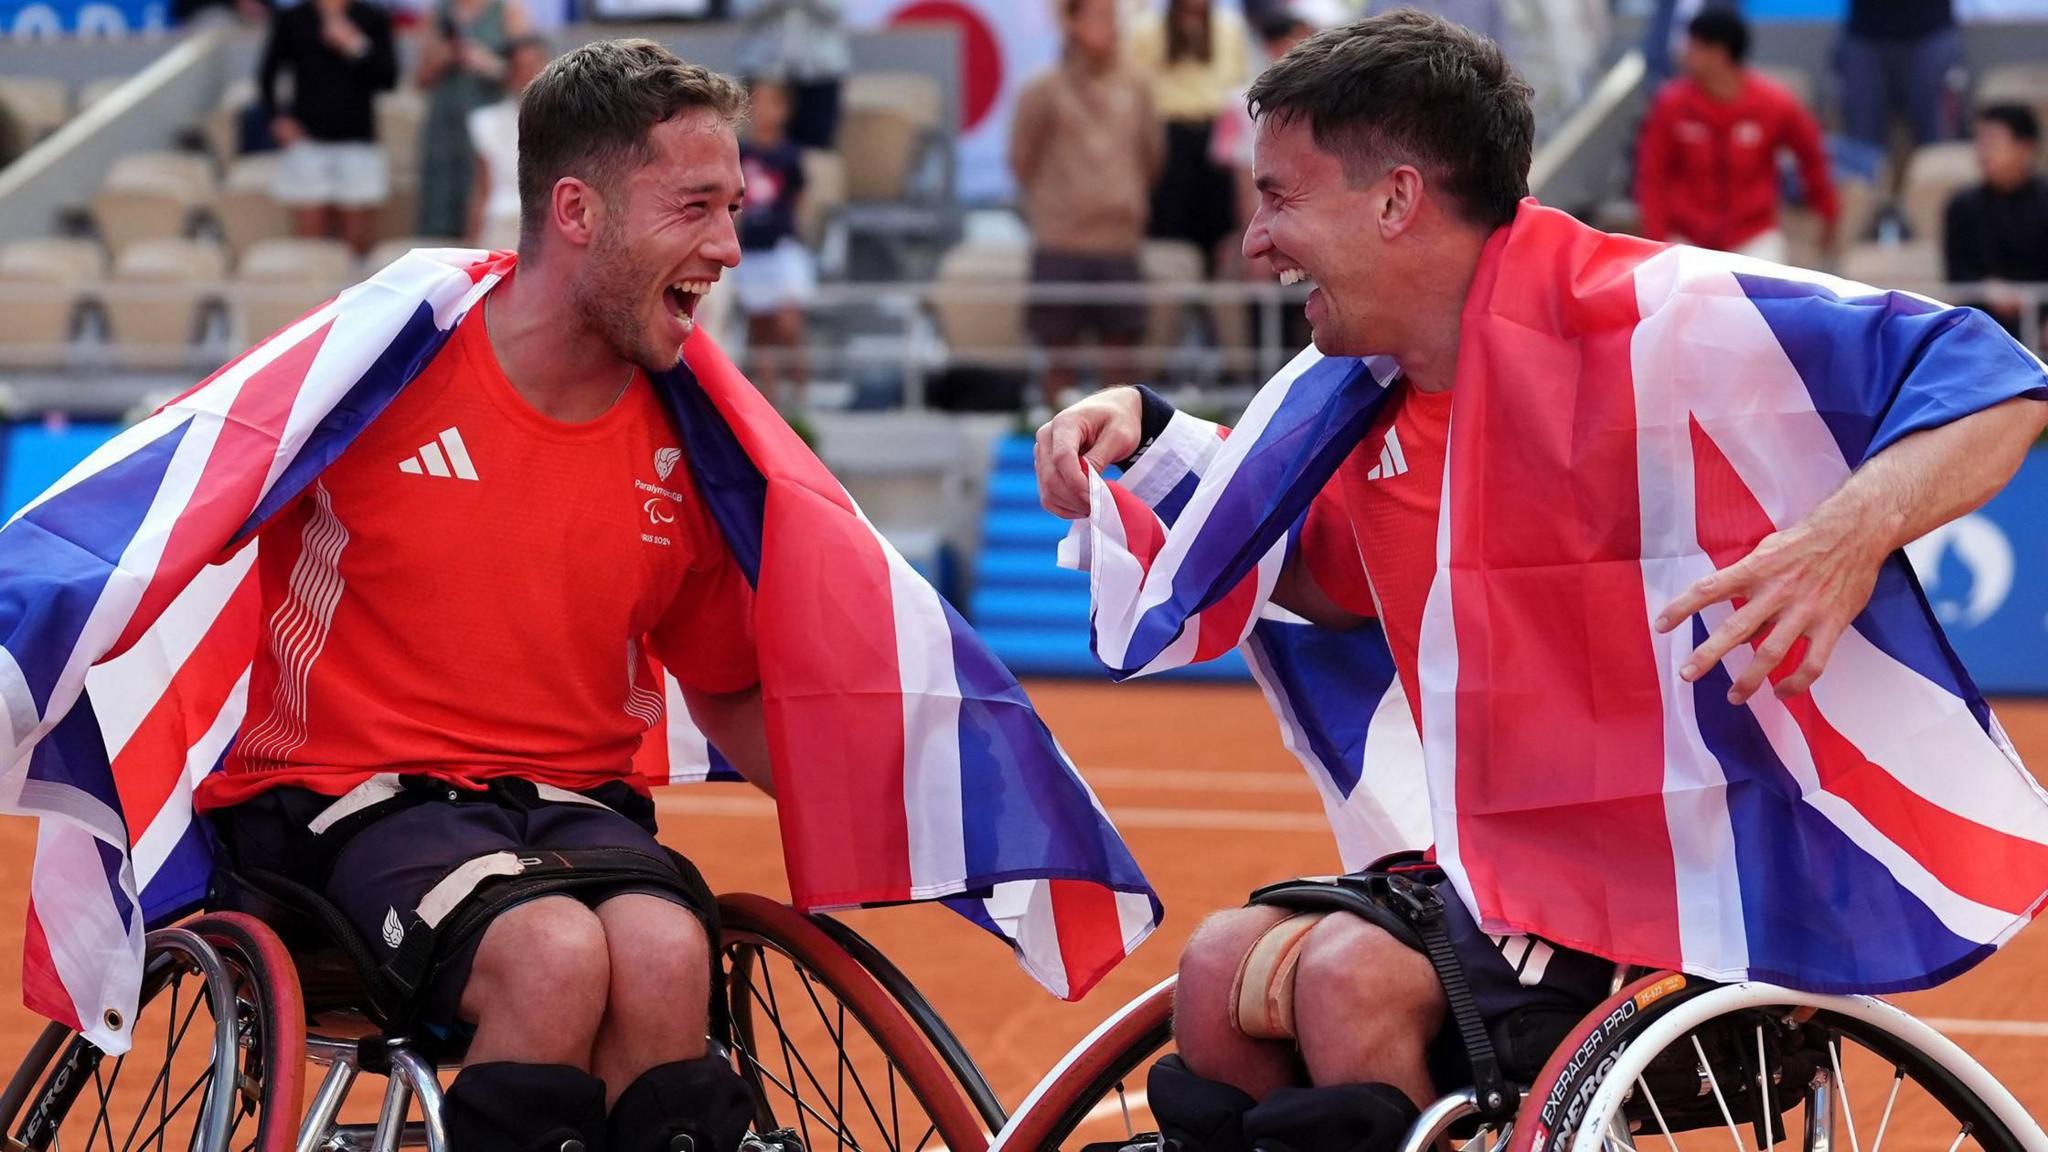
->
[1179, 907, 1291, 1011]
[605, 899, 712, 988]
[468, 898, 612, 1016]
[1292, 915, 1442, 1032]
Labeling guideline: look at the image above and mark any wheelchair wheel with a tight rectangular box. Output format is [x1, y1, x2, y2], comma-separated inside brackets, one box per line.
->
[1510, 973, 2048, 1152]
[0, 912, 306, 1152]
[990, 976, 1173, 1152]
[718, 894, 990, 1152]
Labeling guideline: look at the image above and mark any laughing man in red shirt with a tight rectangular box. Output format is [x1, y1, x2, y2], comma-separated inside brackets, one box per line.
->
[1635, 5, 1838, 262]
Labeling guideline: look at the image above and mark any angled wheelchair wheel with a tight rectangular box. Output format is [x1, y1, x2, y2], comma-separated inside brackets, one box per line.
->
[717, 894, 990, 1152]
[1509, 973, 2048, 1152]
[990, 977, 1174, 1152]
[0, 912, 306, 1152]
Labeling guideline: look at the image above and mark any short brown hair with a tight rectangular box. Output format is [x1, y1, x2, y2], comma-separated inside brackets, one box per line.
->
[1246, 11, 1533, 227]
[517, 38, 748, 250]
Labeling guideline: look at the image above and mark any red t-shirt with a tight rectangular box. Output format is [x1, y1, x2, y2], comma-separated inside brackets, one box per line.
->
[1301, 383, 1453, 726]
[195, 305, 758, 810]
[1634, 73, 1839, 252]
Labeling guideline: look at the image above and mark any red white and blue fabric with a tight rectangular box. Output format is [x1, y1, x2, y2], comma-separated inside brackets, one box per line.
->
[0, 249, 1160, 1053]
[1065, 201, 2048, 994]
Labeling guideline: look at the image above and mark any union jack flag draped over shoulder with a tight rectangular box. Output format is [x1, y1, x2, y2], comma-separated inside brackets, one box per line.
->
[0, 250, 1160, 1053]
[1065, 202, 2048, 993]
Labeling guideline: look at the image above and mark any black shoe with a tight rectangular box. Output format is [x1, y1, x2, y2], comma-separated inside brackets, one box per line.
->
[607, 1055, 756, 1152]
[1147, 1056, 1258, 1152]
[1241, 1083, 1420, 1152]
[444, 1061, 608, 1152]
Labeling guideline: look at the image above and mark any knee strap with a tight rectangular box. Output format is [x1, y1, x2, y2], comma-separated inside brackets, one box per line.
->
[1229, 912, 1326, 1040]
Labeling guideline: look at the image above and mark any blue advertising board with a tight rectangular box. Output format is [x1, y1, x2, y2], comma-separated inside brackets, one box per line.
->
[1902, 448, 2048, 694]
[1, 0, 168, 37]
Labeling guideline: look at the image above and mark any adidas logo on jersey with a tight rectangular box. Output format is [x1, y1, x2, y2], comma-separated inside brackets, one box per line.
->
[1363, 427, 1408, 480]
[398, 427, 479, 480]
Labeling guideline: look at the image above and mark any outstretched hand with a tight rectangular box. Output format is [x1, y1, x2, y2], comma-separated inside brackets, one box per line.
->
[1653, 513, 1886, 704]
[1033, 387, 1143, 519]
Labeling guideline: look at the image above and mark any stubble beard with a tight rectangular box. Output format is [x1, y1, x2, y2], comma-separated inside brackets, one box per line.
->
[572, 213, 684, 376]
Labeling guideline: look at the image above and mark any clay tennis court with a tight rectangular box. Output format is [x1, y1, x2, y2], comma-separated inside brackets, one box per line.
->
[0, 680, 2040, 1141]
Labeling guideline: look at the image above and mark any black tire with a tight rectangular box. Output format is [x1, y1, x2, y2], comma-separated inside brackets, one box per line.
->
[0, 912, 307, 1152]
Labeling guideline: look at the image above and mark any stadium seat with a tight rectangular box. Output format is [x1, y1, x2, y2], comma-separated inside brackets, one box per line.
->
[92, 151, 218, 257]
[232, 239, 352, 346]
[839, 105, 925, 201]
[104, 238, 226, 367]
[375, 88, 426, 242]
[0, 239, 103, 366]
[216, 155, 293, 260]
[203, 78, 258, 167]
[844, 72, 943, 131]
[1899, 141, 1978, 247]
[1977, 65, 2048, 148]
[798, 149, 845, 248]
[929, 240, 1028, 369]
[1839, 240, 1942, 292]
[0, 77, 70, 143]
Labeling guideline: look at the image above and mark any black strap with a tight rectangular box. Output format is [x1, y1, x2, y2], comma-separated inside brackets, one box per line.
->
[1382, 876, 1513, 1121]
[1111, 384, 1179, 471]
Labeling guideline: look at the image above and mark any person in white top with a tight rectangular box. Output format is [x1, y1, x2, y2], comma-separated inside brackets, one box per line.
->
[467, 36, 552, 249]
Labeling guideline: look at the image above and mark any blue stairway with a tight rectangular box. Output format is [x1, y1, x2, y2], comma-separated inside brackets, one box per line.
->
[972, 435, 1248, 680]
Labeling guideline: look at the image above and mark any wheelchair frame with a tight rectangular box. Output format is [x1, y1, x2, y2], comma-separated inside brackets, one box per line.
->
[2, 900, 2043, 1152]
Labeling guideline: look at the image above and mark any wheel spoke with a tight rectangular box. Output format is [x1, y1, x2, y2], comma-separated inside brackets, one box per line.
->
[1943, 1127, 1972, 1152]
[1693, 1033, 1751, 1152]
[753, 956, 817, 1152]
[1868, 1070, 1903, 1152]
[1634, 1075, 1681, 1152]
[124, 979, 208, 1152]
[1829, 1040, 1861, 1152]
[790, 960, 897, 1152]
[1756, 1025, 1774, 1149]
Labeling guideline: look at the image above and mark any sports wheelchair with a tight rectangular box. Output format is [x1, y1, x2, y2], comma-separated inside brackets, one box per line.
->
[0, 863, 2040, 1152]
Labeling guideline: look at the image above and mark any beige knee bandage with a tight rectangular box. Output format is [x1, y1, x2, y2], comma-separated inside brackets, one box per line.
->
[1228, 911, 1327, 1040]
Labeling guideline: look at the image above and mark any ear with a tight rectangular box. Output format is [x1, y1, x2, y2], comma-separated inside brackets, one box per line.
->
[1379, 165, 1426, 240]
[549, 176, 604, 249]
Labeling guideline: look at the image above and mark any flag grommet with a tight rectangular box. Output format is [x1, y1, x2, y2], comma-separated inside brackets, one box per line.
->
[102, 1009, 123, 1031]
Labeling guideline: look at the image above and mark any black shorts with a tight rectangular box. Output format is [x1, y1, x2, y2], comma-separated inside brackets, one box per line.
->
[214, 778, 707, 1034]
[1027, 250, 1147, 350]
[1255, 869, 1615, 1087]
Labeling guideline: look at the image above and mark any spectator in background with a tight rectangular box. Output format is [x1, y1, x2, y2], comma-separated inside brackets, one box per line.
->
[259, 0, 398, 256]
[467, 35, 549, 251]
[1836, 0, 1964, 152]
[736, 0, 849, 150]
[1011, 0, 1162, 410]
[1945, 104, 2048, 340]
[1636, 5, 1837, 262]
[734, 77, 815, 410]
[416, 0, 530, 238]
[1129, 0, 1249, 276]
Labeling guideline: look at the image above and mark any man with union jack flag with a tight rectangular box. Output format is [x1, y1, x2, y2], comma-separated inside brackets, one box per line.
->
[1038, 11, 2048, 1152]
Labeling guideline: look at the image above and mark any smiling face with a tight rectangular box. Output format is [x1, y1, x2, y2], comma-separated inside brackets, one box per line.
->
[570, 108, 745, 373]
[1243, 114, 1393, 357]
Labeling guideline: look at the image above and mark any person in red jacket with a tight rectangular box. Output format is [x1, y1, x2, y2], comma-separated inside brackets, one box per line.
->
[1635, 5, 1838, 261]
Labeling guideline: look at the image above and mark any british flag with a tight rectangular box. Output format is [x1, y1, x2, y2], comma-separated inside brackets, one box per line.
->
[0, 249, 1159, 1053]
[1065, 201, 2048, 993]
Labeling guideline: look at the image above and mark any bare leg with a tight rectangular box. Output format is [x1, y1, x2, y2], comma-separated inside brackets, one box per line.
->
[1174, 906, 1303, 1101]
[1291, 913, 1445, 1108]
[290, 205, 327, 240]
[339, 207, 376, 258]
[460, 896, 612, 1069]
[589, 893, 713, 1104]
[747, 314, 783, 408]
[774, 306, 807, 408]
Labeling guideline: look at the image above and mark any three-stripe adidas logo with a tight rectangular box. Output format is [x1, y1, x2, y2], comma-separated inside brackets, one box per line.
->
[1363, 427, 1409, 480]
[398, 427, 479, 481]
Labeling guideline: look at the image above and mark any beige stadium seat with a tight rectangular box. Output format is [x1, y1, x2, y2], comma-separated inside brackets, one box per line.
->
[1899, 141, 1978, 248]
[929, 240, 1027, 367]
[366, 236, 464, 270]
[843, 72, 943, 130]
[204, 79, 258, 168]
[0, 239, 103, 365]
[104, 238, 226, 368]
[233, 238, 353, 345]
[797, 149, 845, 247]
[1977, 65, 2048, 148]
[216, 156, 292, 260]
[0, 77, 71, 143]
[377, 88, 426, 194]
[107, 151, 217, 201]
[1839, 241, 1942, 293]
[838, 106, 924, 201]
[93, 152, 218, 257]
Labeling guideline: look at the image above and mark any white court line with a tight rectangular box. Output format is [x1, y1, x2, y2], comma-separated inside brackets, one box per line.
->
[653, 792, 1327, 832]
[1922, 1017, 2048, 1038]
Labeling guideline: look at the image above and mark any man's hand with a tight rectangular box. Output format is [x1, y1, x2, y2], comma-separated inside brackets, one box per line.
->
[272, 116, 305, 146]
[1654, 508, 1886, 704]
[319, 10, 367, 56]
[1034, 386, 1142, 519]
